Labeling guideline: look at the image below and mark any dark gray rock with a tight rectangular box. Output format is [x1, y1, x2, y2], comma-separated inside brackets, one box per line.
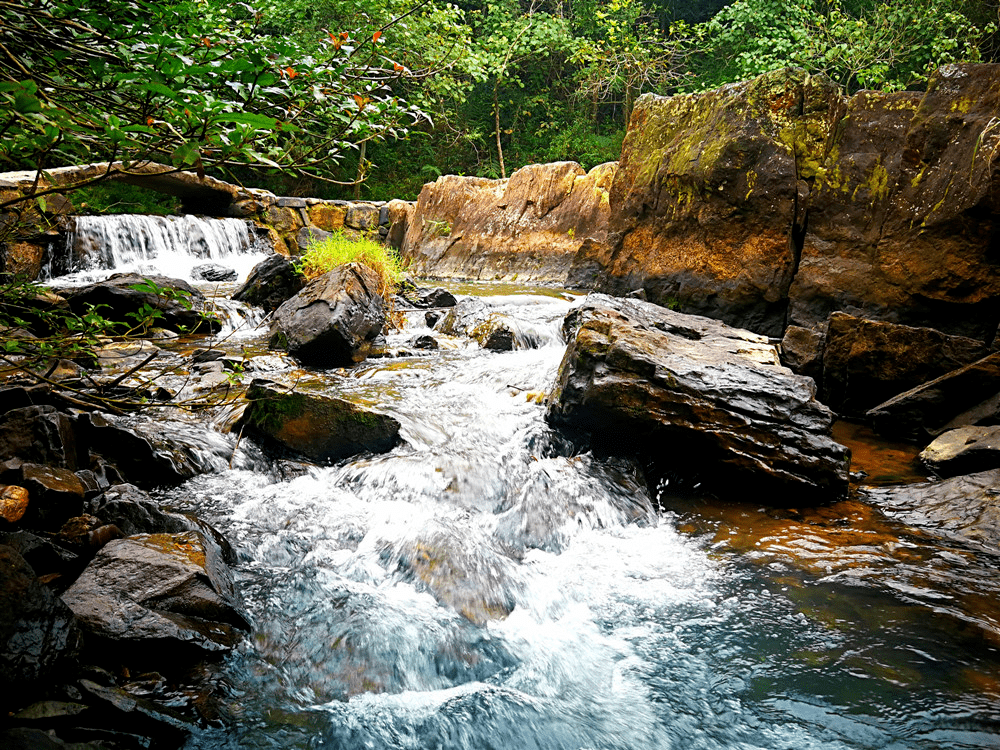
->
[0, 405, 80, 470]
[863, 470, 1000, 552]
[269, 263, 386, 367]
[546, 294, 851, 504]
[410, 335, 439, 350]
[239, 379, 401, 463]
[780, 325, 825, 383]
[232, 253, 305, 313]
[820, 312, 991, 417]
[60, 531, 250, 655]
[0, 545, 82, 707]
[920, 426, 1000, 477]
[438, 298, 517, 351]
[296, 225, 332, 250]
[62, 274, 221, 335]
[191, 263, 237, 282]
[17, 464, 86, 531]
[867, 352, 1000, 442]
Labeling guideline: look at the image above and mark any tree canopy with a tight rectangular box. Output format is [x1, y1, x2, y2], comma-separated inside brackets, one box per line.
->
[0, 0, 996, 205]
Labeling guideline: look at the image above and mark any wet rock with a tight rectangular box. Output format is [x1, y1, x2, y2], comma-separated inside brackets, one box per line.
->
[402, 287, 458, 309]
[425, 310, 443, 328]
[0, 484, 29, 523]
[0, 405, 80, 470]
[438, 298, 517, 351]
[14, 464, 86, 531]
[919, 426, 1000, 477]
[0, 545, 82, 707]
[863, 470, 1000, 552]
[0, 530, 80, 582]
[56, 515, 122, 554]
[191, 263, 237, 282]
[820, 312, 990, 417]
[779, 325, 825, 383]
[62, 274, 221, 335]
[867, 351, 1000, 442]
[269, 262, 386, 367]
[61, 531, 250, 655]
[402, 162, 615, 284]
[570, 69, 841, 336]
[546, 294, 851, 504]
[78, 678, 193, 746]
[232, 253, 305, 313]
[410, 335, 439, 350]
[239, 379, 401, 463]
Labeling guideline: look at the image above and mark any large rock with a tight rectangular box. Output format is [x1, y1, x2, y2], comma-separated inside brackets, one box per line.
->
[919, 426, 1000, 477]
[0, 405, 80, 470]
[0, 545, 82, 706]
[401, 161, 616, 284]
[60, 531, 249, 655]
[820, 312, 991, 417]
[546, 295, 850, 504]
[239, 379, 401, 463]
[269, 262, 386, 367]
[62, 274, 221, 335]
[231, 253, 305, 312]
[867, 351, 1000, 442]
[863, 470, 1000, 552]
[569, 69, 842, 336]
[789, 64, 1000, 340]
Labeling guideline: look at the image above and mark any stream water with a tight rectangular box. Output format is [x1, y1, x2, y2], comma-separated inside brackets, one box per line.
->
[46, 220, 1000, 749]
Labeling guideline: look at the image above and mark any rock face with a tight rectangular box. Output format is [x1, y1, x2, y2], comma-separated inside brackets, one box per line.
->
[60, 531, 249, 654]
[867, 352, 1000, 442]
[232, 253, 306, 312]
[0, 545, 82, 706]
[546, 295, 850, 504]
[570, 69, 840, 336]
[239, 379, 401, 463]
[401, 161, 616, 283]
[819, 313, 991, 416]
[269, 263, 386, 367]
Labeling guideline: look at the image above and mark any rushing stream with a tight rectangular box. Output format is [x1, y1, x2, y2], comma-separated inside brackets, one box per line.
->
[146, 293, 1000, 750]
[41, 220, 1000, 749]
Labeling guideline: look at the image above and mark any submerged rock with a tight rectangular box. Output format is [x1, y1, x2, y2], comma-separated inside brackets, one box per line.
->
[269, 262, 386, 367]
[437, 298, 519, 351]
[61, 531, 249, 655]
[546, 294, 850, 504]
[239, 379, 401, 463]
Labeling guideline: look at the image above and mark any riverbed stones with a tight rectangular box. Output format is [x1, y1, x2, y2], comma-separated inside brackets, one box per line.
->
[61, 531, 249, 655]
[546, 294, 851, 504]
[269, 262, 386, 367]
[0, 405, 80, 470]
[820, 313, 991, 417]
[232, 252, 305, 312]
[240, 379, 401, 463]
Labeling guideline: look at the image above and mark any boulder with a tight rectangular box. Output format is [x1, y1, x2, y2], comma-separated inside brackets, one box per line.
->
[239, 379, 401, 463]
[60, 531, 250, 655]
[190, 263, 237, 282]
[269, 262, 386, 367]
[0, 405, 80, 470]
[790, 65, 1000, 340]
[867, 352, 1000, 442]
[16, 464, 86, 531]
[232, 253, 305, 313]
[437, 298, 519, 351]
[863, 470, 1000, 552]
[383, 199, 413, 249]
[546, 294, 851, 504]
[307, 202, 347, 232]
[779, 325, 825, 382]
[920, 426, 1000, 477]
[401, 161, 616, 284]
[569, 69, 842, 336]
[820, 312, 991, 416]
[62, 274, 221, 335]
[0, 545, 82, 707]
[345, 202, 380, 232]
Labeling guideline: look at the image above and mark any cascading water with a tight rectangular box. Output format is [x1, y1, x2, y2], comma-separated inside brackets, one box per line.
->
[43, 213, 270, 285]
[147, 291, 1000, 750]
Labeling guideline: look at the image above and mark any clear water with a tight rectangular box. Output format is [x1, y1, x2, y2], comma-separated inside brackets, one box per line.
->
[149, 293, 1000, 750]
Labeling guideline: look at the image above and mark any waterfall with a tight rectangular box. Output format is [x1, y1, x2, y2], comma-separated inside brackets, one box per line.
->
[44, 214, 271, 285]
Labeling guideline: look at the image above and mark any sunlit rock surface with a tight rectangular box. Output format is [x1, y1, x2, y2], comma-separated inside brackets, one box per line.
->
[546, 294, 850, 504]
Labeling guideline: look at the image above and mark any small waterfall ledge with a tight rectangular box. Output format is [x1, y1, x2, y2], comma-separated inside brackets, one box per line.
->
[44, 214, 271, 285]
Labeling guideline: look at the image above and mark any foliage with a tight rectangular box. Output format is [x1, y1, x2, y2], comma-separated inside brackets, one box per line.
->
[71, 183, 179, 216]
